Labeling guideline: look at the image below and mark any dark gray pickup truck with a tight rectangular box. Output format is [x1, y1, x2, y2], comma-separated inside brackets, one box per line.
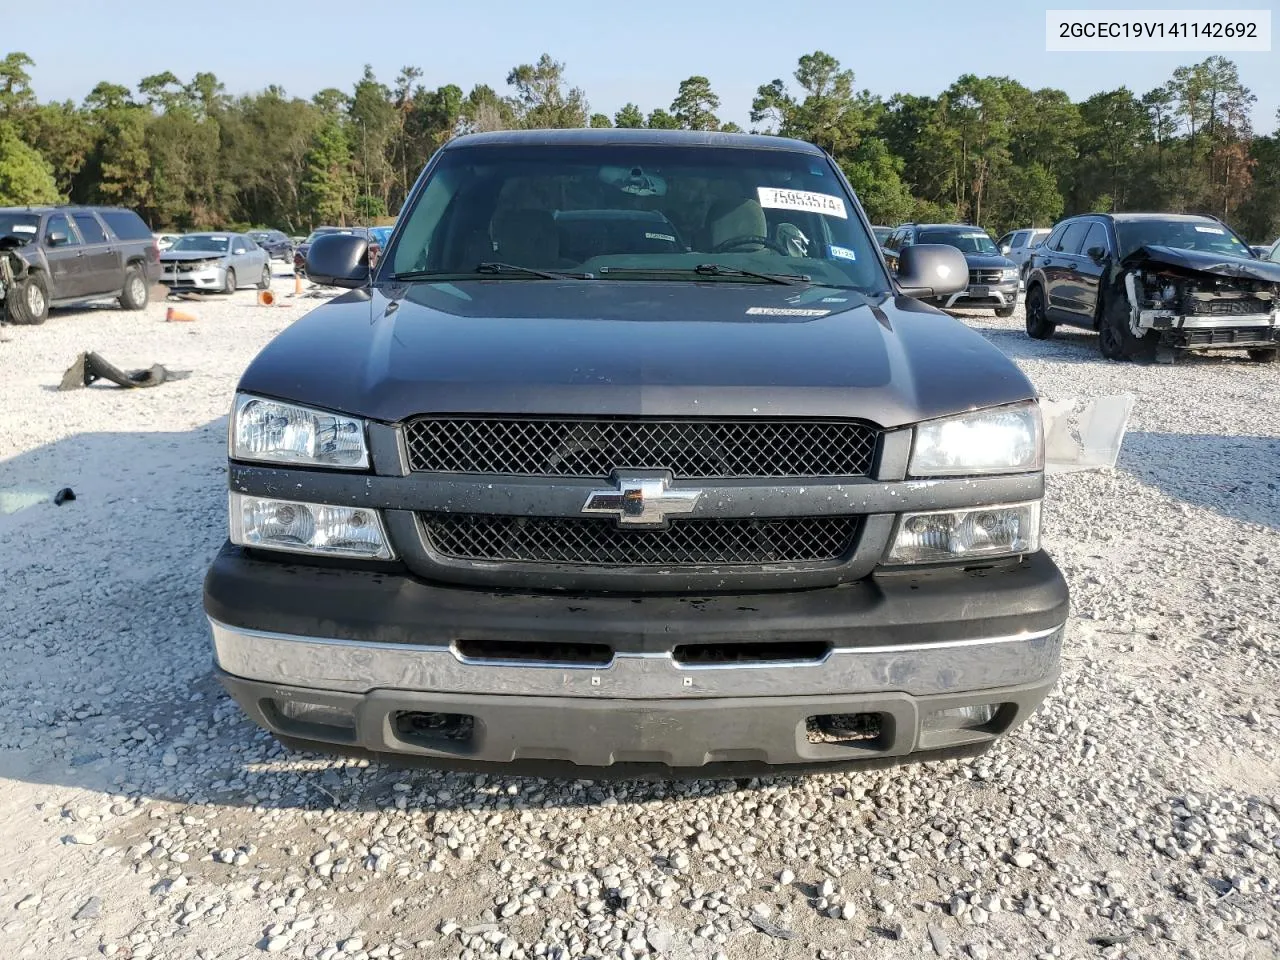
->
[0, 206, 161, 324]
[204, 129, 1068, 776]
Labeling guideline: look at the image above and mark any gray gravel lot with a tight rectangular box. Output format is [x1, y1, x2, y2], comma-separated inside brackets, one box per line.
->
[0, 283, 1277, 960]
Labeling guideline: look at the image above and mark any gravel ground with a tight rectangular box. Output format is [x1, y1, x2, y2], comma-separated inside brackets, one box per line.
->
[0, 281, 1277, 960]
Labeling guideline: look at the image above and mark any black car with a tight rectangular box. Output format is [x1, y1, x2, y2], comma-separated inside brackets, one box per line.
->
[883, 223, 1020, 317]
[294, 226, 369, 277]
[0, 206, 161, 325]
[204, 129, 1067, 776]
[248, 229, 294, 262]
[1023, 213, 1280, 362]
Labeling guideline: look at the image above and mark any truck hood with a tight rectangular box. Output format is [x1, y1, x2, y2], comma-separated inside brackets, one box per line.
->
[237, 280, 1036, 429]
[1120, 244, 1280, 283]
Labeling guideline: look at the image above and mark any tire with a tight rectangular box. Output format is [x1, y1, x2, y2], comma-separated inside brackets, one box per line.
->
[1024, 285, 1054, 340]
[119, 265, 149, 310]
[257, 265, 272, 291]
[995, 306, 1016, 318]
[1098, 295, 1156, 362]
[9, 271, 50, 325]
[1247, 348, 1278, 363]
[223, 268, 237, 295]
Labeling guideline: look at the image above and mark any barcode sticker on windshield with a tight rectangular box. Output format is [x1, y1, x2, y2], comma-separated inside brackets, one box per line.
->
[645, 232, 676, 242]
[11, 225, 36, 233]
[757, 187, 847, 219]
[1194, 225, 1225, 234]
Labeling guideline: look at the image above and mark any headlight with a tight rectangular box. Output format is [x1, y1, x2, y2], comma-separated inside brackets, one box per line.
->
[230, 492, 393, 559]
[230, 394, 369, 469]
[885, 501, 1040, 565]
[909, 402, 1042, 477]
[1000, 268, 1019, 281]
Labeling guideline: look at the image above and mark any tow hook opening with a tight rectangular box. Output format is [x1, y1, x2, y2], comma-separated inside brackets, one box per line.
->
[393, 711, 477, 750]
[806, 712, 887, 748]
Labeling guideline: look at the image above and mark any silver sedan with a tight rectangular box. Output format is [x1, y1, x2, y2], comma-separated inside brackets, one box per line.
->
[159, 232, 272, 295]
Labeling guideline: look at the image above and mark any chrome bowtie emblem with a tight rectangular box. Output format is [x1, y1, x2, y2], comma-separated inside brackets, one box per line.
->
[581, 476, 702, 527]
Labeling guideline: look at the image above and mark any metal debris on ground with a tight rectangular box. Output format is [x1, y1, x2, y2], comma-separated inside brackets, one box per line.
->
[53, 488, 76, 506]
[58, 351, 192, 391]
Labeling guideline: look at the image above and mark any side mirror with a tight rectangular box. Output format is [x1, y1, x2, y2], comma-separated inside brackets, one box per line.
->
[1086, 246, 1108, 264]
[895, 244, 968, 300]
[233, 247, 246, 254]
[307, 232, 370, 288]
[47, 231, 68, 247]
[999, 244, 1011, 255]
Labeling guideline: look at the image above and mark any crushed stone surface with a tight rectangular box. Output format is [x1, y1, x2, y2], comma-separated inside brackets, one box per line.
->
[0, 287, 1277, 960]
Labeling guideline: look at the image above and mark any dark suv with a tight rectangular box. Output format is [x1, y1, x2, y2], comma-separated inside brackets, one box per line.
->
[1023, 213, 1280, 362]
[0, 206, 161, 325]
[883, 224, 1020, 316]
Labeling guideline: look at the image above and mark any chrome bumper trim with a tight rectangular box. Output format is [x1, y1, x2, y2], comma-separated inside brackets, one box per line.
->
[209, 619, 1064, 699]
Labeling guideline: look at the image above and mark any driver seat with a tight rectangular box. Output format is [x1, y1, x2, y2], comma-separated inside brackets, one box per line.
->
[703, 198, 767, 252]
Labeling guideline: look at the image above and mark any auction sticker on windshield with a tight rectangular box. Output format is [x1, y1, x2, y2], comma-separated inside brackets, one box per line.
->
[12, 225, 36, 233]
[746, 306, 830, 317]
[757, 187, 847, 219]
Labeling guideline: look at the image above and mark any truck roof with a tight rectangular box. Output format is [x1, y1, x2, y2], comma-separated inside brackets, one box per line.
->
[444, 128, 825, 155]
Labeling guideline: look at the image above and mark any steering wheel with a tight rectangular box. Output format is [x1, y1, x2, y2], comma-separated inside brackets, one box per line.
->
[710, 235, 791, 255]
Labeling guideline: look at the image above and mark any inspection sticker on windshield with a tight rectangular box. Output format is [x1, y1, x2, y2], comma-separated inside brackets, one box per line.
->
[1194, 225, 1225, 234]
[746, 306, 830, 317]
[757, 187, 847, 219]
[830, 244, 857, 260]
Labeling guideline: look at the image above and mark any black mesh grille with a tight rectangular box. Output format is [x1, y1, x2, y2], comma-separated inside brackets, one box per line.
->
[421, 513, 859, 566]
[403, 418, 879, 479]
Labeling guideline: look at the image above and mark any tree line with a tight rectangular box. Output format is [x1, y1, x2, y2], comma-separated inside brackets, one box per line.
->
[1, 49, 1277, 241]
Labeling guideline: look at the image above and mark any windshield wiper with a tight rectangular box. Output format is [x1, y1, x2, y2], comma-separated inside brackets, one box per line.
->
[475, 262, 592, 280]
[390, 263, 593, 282]
[597, 264, 810, 285]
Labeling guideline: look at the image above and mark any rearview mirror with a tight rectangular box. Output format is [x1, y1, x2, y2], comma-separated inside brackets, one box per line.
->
[894, 244, 968, 300]
[999, 244, 1011, 255]
[46, 231, 68, 247]
[307, 233, 370, 288]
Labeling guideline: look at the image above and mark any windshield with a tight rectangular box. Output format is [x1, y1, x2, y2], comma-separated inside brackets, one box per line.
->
[1114, 219, 1254, 259]
[872, 226, 892, 245]
[387, 143, 887, 292]
[171, 235, 229, 253]
[1029, 229, 1050, 246]
[0, 213, 40, 243]
[918, 229, 999, 255]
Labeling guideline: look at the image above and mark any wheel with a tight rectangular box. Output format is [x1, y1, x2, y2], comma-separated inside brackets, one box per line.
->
[257, 265, 272, 290]
[8, 271, 50, 325]
[223, 267, 237, 295]
[1024, 285, 1054, 340]
[119, 265, 149, 310]
[1247, 348, 1278, 363]
[995, 306, 1016, 318]
[1098, 295, 1156, 362]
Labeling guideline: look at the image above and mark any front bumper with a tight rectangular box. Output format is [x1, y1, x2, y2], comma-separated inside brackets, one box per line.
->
[941, 282, 1020, 310]
[1137, 311, 1279, 351]
[160, 266, 224, 289]
[205, 543, 1068, 774]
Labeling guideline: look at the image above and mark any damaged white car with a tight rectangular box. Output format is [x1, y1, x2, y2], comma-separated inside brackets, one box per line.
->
[1023, 213, 1280, 363]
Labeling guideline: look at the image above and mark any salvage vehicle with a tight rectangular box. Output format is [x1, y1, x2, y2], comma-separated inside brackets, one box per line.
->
[204, 129, 1069, 776]
[1023, 213, 1280, 362]
[883, 223, 1020, 316]
[160, 232, 272, 295]
[0, 206, 161, 325]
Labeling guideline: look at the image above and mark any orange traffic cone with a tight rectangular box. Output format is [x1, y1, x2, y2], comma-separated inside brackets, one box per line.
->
[257, 289, 276, 307]
[165, 307, 196, 322]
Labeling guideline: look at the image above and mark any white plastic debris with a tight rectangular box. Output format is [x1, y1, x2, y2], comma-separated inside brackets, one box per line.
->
[1041, 394, 1135, 474]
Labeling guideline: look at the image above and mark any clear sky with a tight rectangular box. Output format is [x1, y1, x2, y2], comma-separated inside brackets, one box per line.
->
[7, 0, 1278, 134]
